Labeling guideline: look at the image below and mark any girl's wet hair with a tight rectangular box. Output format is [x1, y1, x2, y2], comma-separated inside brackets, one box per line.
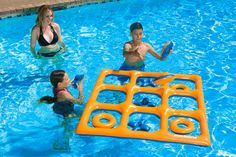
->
[39, 70, 65, 104]
[50, 70, 65, 88]
[130, 22, 143, 32]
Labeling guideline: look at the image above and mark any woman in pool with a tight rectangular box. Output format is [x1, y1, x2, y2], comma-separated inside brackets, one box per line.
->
[39, 70, 84, 118]
[30, 5, 66, 58]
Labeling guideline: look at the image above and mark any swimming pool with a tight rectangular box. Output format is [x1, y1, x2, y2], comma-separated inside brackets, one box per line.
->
[0, 0, 236, 156]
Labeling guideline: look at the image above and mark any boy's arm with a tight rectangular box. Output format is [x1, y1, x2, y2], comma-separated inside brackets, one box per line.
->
[147, 43, 163, 60]
[123, 43, 140, 57]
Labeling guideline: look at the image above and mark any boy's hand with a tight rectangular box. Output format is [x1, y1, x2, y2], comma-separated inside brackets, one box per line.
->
[134, 47, 144, 60]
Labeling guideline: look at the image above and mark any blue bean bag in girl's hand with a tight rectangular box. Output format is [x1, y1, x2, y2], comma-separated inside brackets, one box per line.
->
[72, 74, 84, 88]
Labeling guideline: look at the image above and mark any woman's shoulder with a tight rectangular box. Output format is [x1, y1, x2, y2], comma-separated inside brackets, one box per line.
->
[32, 25, 40, 32]
[51, 22, 60, 28]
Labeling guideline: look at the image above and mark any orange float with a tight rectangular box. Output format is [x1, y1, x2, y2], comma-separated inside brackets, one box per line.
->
[92, 113, 116, 128]
[75, 69, 211, 146]
[170, 117, 194, 134]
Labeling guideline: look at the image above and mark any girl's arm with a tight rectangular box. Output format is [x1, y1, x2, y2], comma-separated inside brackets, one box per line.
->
[76, 79, 84, 104]
[57, 80, 84, 104]
[57, 91, 82, 104]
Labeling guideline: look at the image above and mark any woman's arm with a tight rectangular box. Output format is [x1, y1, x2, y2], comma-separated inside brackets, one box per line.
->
[53, 23, 66, 51]
[30, 26, 40, 58]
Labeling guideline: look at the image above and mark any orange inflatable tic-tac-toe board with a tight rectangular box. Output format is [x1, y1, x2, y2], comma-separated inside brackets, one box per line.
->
[75, 69, 211, 146]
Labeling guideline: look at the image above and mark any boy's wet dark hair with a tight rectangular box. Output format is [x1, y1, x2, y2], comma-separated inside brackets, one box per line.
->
[130, 22, 143, 32]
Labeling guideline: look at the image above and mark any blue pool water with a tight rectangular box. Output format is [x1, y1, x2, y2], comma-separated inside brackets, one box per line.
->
[0, 0, 236, 156]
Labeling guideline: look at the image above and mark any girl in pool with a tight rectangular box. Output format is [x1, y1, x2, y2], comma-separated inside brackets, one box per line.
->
[39, 70, 84, 118]
[120, 22, 172, 71]
[30, 5, 66, 58]
[39, 70, 84, 150]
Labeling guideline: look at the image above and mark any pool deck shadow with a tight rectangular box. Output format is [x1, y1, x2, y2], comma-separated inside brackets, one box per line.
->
[0, 0, 115, 19]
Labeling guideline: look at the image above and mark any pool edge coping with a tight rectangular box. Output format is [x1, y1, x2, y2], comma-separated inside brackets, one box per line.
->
[0, 0, 120, 20]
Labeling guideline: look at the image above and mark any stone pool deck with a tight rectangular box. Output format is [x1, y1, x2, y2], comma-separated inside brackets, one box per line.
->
[0, 0, 115, 19]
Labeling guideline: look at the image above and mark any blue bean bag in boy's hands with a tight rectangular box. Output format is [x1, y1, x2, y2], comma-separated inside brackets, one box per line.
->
[72, 74, 84, 88]
[161, 41, 173, 59]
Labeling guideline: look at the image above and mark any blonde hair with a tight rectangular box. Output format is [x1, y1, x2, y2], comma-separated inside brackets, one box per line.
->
[36, 5, 54, 26]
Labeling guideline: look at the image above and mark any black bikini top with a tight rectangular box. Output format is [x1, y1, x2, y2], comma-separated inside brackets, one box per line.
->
[38, 25, 58, 46]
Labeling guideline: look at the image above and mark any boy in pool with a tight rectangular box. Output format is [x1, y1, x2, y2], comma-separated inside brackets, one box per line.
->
[120, 22, 172, 71]
[39, 70, 84, 118]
